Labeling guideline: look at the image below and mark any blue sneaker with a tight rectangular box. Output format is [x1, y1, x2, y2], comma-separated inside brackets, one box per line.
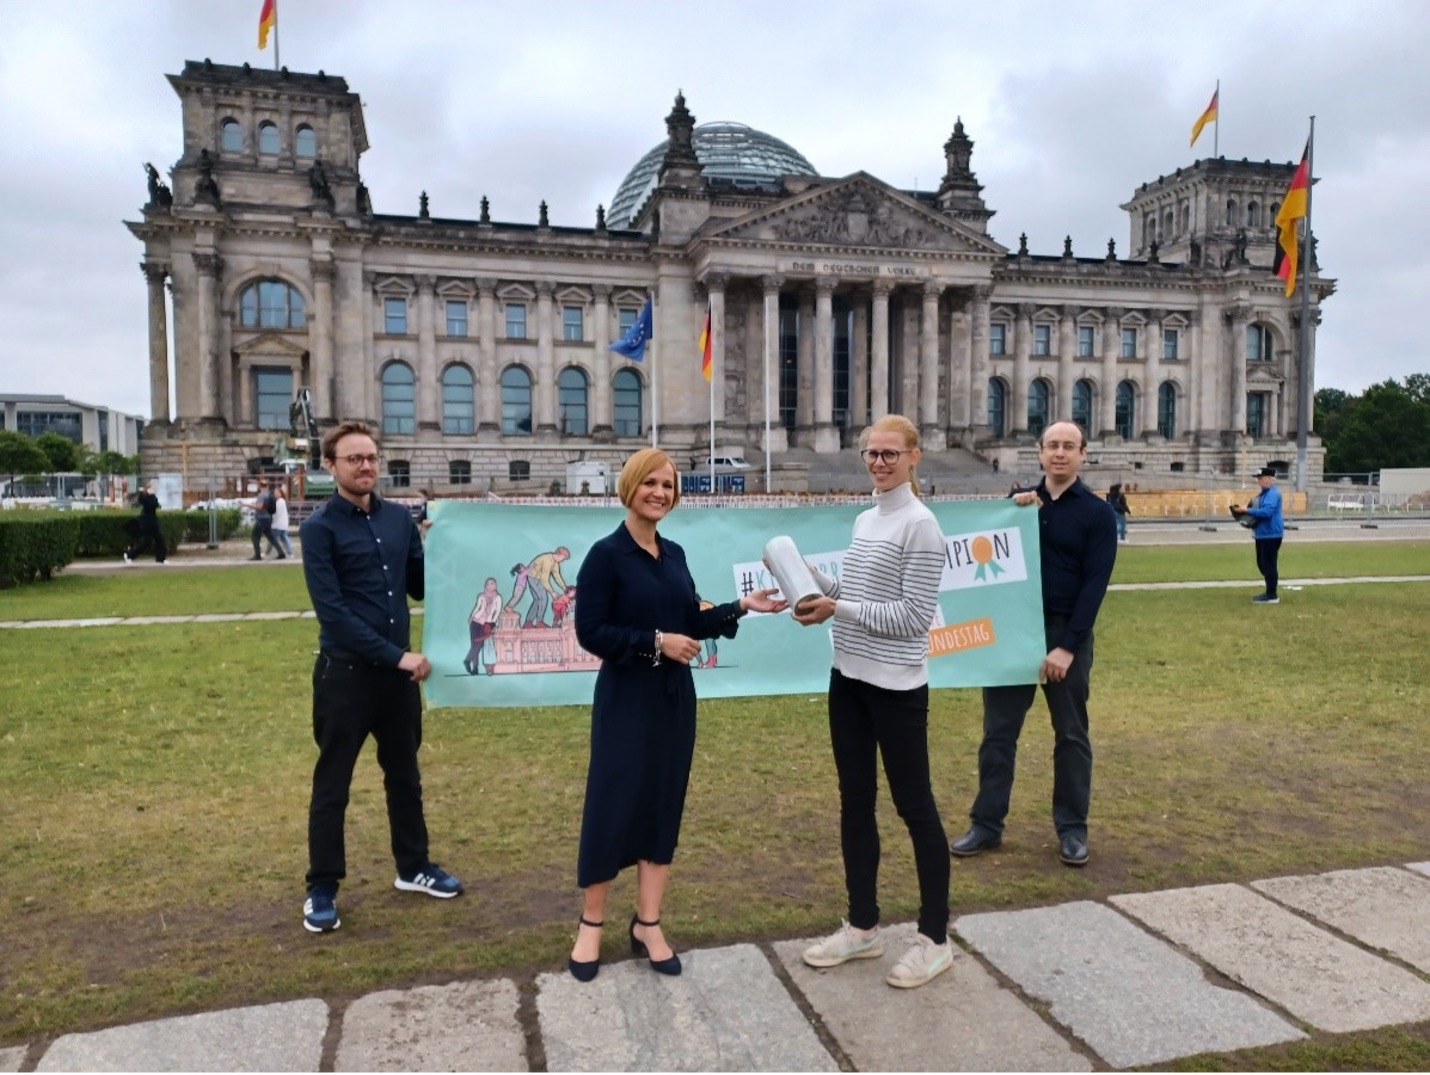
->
[303, 885, 340, 933]
[395, 863, 463, 898]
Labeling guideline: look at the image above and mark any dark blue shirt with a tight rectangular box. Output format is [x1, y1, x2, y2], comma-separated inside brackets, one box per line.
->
[1026, 477, 1118, 652]
[300, 493, 424, 666]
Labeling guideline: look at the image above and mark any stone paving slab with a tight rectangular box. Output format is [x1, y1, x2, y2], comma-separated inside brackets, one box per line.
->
[955, 901, 1303, 1069]
[774, 922, 1089, 1072]
[1408, 861, 1430, 878]
[7, 617, 124, 629]
[36, 999, 328, 1071]
[535, 942, 835, 1072]
[191, 613, 249, 622]
[240, 610, 307, 621]
[0, 1046, 25, 1072]
[336, 979, 525, 1072]
[1111, 883, 1430, 1033]
[118, 615, 196, 625]
[1251, 867, 1430, 973]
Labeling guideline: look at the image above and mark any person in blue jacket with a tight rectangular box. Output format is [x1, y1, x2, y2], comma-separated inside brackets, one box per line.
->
[566, 447, 785, 982]
[1234, 467, 1285, 604]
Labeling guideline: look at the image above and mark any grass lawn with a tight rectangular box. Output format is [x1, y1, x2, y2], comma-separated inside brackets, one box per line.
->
[1, 545, 1427, 1067]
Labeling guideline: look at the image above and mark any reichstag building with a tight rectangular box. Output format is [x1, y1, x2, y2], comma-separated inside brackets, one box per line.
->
[128, 60, 1332, 491]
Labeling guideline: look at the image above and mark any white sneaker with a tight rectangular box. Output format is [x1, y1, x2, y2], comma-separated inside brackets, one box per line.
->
[885, 932, 953, 989]
[122, 552, 132, 565]
[802, 920, 883, 968]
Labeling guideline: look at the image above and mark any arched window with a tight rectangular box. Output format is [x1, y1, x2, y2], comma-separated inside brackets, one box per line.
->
[987, 378, 1007, 439]
[381, 362, 416, 435]
[1072, 378, 1094, 433]
[1143, 216, 1155, 247]
[1115, 380, 1136, 439]
[1270, 201, 1280, 228]
[220, 118, 242, 153]
[441, 364, 474, 435]
[1225, 199, 1237, 227]
[1162, 209, 1174, 238]
[1179, 201, 1191, 233]
[1158, 382, 1178, 439]
[238, 279, 305, 329]
[1027, 378, 1051, 438]
[1246, 324, 1274, 362]
[612, 368, 642, 437]
[257, 120, 280, 155]
[1247, 201, 1260, 228]
[501, 366, 533, 435]
[294, 124, 317, 158]
[558, 367, 589, 436]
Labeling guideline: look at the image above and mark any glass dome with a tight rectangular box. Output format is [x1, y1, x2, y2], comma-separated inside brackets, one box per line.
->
[607, 121, 819, 229]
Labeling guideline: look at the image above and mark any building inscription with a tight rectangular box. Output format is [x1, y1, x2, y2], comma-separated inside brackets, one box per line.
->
[781, 260, 929, 278]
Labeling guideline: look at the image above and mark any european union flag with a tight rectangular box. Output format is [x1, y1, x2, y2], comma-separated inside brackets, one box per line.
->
[608, 298, 653, 361]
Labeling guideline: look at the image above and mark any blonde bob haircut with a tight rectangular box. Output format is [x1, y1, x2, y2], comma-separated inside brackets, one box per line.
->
[858, 413, 923, 496]
[616, 447, 681, 510]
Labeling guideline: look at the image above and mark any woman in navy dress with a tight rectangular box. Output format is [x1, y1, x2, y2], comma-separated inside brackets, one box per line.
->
[567, 447, 785, 981]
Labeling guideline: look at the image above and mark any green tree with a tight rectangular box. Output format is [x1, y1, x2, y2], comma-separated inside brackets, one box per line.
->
[1314, 387, 1350, 441]
[34, 431, 80, 472]
[1405, 372, 1430, 405]
[1323, 379, 1430, 474]
[0, 430, 51, 484]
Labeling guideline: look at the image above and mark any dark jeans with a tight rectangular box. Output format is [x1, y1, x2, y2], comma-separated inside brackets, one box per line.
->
[252, 515, 281, 556]
[306, 653, 429, 890]
[828, 669, 950, 944]
[126, 523, 167, 563]
[970, 619, 1094, 839]
[1255, 537, 1282, 597]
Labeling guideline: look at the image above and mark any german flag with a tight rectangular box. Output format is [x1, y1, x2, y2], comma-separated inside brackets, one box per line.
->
[699, 305, 713, 382]
[1273, 143, 1310, 297]
[258, 0, 277, 50]
[1190, 88, 1218, 147]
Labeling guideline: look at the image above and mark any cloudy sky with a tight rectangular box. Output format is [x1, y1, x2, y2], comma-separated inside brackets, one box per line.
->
[1, 0, 1426, 419]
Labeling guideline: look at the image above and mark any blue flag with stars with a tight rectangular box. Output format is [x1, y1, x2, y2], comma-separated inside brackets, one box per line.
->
[608, 298, 653, 361]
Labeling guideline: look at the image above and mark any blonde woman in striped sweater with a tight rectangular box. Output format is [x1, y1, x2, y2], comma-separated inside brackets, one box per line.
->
[795, 414, 953, 989]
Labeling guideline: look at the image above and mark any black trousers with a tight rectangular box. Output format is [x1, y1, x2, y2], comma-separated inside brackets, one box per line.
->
[252, 516, 281, 556]
[970, 619, 1094, 838]
[828, 669, 950, 944]
[1255, 537, 1282, 597]
[126, 522, 167, 563]
[306, 653, 429, 890]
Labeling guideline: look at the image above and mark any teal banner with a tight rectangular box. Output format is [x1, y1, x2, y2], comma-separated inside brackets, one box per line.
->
[423, 500, 1044, 709]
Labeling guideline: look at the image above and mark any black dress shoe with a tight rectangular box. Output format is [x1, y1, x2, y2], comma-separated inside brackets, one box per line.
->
[630, 914, 681, 976]
[1059, 832, 1089, 867]
[567, 915, 603, 982]
[950, 827, 1002, 857]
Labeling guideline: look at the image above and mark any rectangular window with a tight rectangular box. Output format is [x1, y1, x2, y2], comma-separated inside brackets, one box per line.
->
[505, 302, 528, 339]
[1163, 328, 1179, 360]
[1121, 327, 1138, 358]
[989, 323, 1006, 356]
[617, 307, 637, 334]
[16, 411, 83, 441]
[254, 368, 294, 430]
[1247, 392, 1268, 438]
[384, 296, 407, 335]
[387, 460, 411, 488]
[1033, 324, 1051, 356]
[448, 460, 471, 485]
[562, 305, 584, 342]
[445, 300, 468, 337]
[1077, 325, 1095, 358]
[508, 460, 530, 482]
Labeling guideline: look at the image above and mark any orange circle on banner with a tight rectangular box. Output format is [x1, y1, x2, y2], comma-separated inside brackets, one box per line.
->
[970, 535, 994, 564]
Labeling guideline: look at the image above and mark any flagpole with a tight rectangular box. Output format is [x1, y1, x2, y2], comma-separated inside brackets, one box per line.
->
[1213, 79, 1219, 157]
[650, 291, 659, 447]
[763, 298, 772, 495]
[1294, 116, 1316, 494]
[708, 323, 715, 495]
[273, 0, 280, 71]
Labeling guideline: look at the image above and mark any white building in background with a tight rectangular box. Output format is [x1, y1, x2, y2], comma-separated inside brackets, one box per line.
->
[0, 394, 144, 455]
[127, 60, 1332, 492]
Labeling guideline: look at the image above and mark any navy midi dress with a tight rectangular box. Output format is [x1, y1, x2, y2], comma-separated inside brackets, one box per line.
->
[574, 522, 745, 888]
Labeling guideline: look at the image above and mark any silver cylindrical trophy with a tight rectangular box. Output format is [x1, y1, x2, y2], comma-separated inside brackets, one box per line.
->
[763, 535, 823, 614]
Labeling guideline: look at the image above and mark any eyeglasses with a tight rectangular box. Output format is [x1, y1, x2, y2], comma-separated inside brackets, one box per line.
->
[338, 454, 380, 468]
[860, 449, 907, 465]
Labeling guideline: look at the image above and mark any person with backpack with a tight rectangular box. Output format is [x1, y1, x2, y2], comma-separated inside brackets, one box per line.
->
[250, 481, 285, 560]
[1106, 483, 1130, 543]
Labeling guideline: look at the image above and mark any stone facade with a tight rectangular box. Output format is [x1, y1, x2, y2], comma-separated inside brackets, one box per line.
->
[127, 61, 1332, 493]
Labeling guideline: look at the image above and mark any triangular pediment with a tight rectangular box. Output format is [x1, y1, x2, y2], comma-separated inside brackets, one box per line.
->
[234, 331, 308, 356]
[698, 173, 1005, 257]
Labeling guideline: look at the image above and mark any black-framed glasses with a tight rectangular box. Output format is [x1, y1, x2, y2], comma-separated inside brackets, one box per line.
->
[339, 453, 380, 467]
[860, 449, 906, 465]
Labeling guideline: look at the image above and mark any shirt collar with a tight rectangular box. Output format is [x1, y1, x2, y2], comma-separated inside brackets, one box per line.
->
[331, 492, 384, 516]
[873, 482, 917, 514]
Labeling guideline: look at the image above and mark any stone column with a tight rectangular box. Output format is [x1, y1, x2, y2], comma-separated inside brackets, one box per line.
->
[142, 261, 171, 423]
[1057, 305, 1076, 425]
[1228, 304, 1251, 435]
[476, 279, 499, 431]
[919, 281, 943, 447]
[813, 277, 839, 451]
[193, 252, 222, 423]
[761, 275, 788, 454]
[1100, 306, 1123, 438]
[591, 284, 612, 435]
[415, 275, 439, 430]
[1143, 308, 1163, 437]
[309, 258, 335, 420]
[850, 292, 869, 430]
[796, 286, 815, 441]
[1011, 303, 1034, 438]
[970, 285, 992, 436]
[870, 281, 891, 419]
[365, 273, 381, 424]
[535, 280, 557, 435]
[707, 273, 728, 426]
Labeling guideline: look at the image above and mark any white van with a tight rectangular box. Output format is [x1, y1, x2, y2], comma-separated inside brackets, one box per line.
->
[696, 454, 752, 471]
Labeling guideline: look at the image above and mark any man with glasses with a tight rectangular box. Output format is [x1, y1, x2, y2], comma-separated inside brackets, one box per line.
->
[950, 420, 1117, 868]
[297, 421, 463, 933]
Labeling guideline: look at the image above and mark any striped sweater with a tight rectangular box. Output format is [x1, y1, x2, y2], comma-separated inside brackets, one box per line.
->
[812, 482, 945, 691]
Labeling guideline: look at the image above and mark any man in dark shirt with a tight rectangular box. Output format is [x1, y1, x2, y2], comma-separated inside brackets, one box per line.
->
[950, 420, 1118, 867]
[298, 421, 462, 933]
[123, 481, 167, 564]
